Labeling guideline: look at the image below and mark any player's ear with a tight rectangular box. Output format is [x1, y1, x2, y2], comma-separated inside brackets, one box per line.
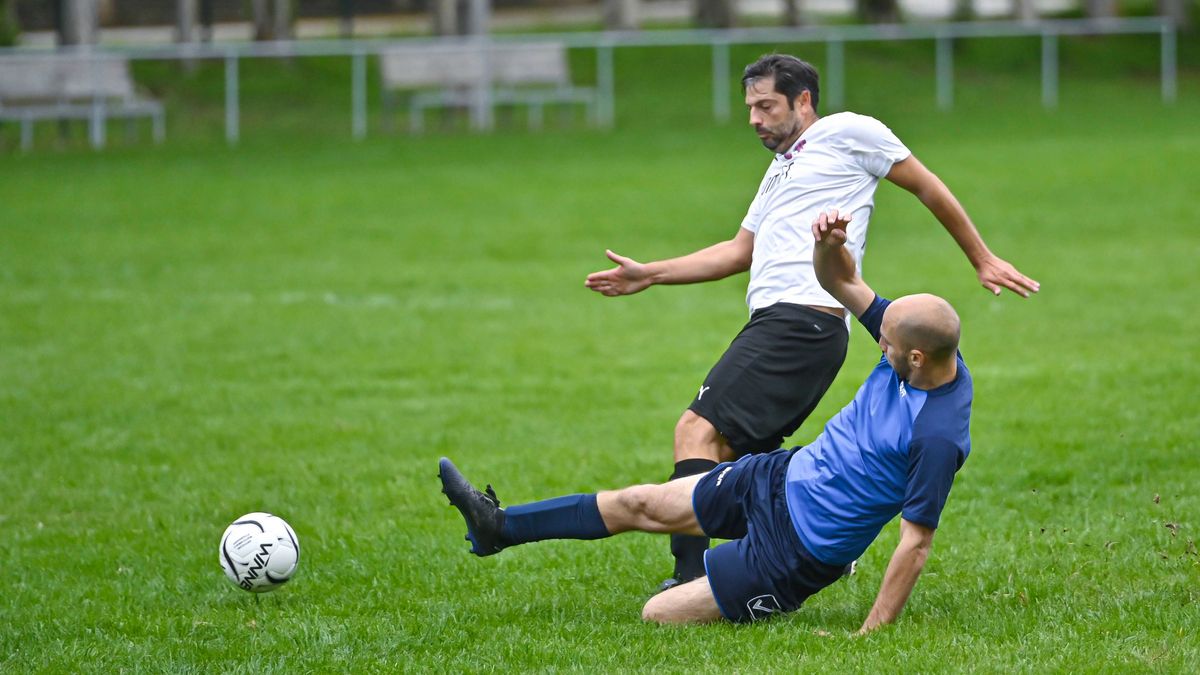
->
[909, 350, 925, 370]
[794, 89, 810, 111]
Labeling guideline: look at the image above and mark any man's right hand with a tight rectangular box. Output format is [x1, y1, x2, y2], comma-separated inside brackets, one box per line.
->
[812, 209, 853, 247]
[584, 250, 653, 297]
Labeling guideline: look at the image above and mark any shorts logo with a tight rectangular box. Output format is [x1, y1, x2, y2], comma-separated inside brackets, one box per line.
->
[747, 594, 781, 620]
[697, 385, 711, 400]
[714, 466, 733, 486]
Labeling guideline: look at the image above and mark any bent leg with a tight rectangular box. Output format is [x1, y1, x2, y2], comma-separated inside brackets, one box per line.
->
[666, 411, 732, 583]
[596, 474, 705, 536]
[674, 409, 737, 463]
[641, 576, 724, 624]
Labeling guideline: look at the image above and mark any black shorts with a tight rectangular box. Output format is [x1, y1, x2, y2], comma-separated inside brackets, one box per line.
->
[689, 302, 849, 455]
[693, 449, 846, 622]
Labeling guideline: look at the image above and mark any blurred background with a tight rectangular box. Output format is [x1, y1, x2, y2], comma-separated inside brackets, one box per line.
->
[0, 0, 1194, 149]
[2, 0, 1195, 44]
[2, 1, 1199, 672]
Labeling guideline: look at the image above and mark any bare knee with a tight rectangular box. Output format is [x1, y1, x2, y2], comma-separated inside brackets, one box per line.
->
[640, 578, 723, 624]
[641, 594, 673, 624]
[612, 484, 660, 525]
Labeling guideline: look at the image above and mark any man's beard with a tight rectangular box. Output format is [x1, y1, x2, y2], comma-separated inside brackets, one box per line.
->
[756, 120, 800, 153]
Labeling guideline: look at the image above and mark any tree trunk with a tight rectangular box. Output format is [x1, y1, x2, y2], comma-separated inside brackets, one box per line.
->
[1158, 0, 1190, 28]
[251, 0, 294, 40]
[694, 0, 735, 28]
[199, 0, 214, 42]
[97, 0, 114, 23]
[1014, 0, 1037, 24]
[604, 0, 640, 30]
[251, 0, 270, 40]
[338, 0, 355, 38]
[1084, 0, 1117, 18]
[952, 0, 973, 21]
[783, 0, 804, 27]
[176, 0, 197, 43]
[433, 0, 475, 35]
[856, 0, 900, 23]
[465, 0, 489, 36]
[273, 0, 292, 40]
[60, 0, 98, 45]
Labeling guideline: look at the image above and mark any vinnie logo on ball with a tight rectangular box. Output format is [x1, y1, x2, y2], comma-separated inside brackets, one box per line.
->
[240, 542, 275, 590]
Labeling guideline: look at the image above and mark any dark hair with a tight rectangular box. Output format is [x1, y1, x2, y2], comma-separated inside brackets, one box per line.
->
[742, 54, 820, 111]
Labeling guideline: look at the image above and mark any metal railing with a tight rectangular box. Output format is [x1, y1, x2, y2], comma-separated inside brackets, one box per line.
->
[0, 17, 1179, 146]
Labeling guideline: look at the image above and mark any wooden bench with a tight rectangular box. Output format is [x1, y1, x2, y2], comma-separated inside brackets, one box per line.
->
[379, 42, 597, 132]
[0, 56, 165, 151]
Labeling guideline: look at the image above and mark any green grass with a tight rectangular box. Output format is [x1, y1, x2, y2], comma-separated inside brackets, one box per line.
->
[2, 38, 1199, 671]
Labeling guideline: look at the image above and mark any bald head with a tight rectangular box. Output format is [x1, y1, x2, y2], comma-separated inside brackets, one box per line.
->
[887, 294, 961, 363]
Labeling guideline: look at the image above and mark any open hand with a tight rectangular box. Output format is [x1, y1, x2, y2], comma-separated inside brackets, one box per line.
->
[812, 209, 853, 247]
[976, 255, 1040, 298]
[584, 250, 653, 296]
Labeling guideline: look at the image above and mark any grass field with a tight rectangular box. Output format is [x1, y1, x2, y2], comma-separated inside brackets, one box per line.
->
[2, 37, 1199, 672]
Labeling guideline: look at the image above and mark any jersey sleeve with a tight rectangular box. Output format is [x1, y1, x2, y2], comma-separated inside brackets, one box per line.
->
[856, 295, 890, 342]
[901, 435, 965, 530]
[845, 116, 911, 178]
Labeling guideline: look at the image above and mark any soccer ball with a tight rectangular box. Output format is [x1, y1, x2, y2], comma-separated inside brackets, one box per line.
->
[219, 512, 300, 593]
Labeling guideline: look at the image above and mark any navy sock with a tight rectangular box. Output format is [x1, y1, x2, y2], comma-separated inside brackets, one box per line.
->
[668, 458, 718, 581]
[501, 493, 610, 546]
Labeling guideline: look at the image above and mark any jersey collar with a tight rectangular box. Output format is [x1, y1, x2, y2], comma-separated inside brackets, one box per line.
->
[776, 138, 806, 162]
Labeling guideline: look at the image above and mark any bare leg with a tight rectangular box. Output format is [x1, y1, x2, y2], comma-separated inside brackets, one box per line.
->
[641, 576, 724, 624]
[596, 474, 706, 536]
[666, 411, 736, 584]
[674, 409, 738, 463]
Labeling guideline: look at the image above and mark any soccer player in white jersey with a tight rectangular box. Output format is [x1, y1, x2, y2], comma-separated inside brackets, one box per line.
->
[441, 208, 973, 629]
[584, 54, 1038, 590]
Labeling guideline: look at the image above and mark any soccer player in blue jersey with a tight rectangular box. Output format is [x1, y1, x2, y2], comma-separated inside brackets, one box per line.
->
[440, 208, 972, 630]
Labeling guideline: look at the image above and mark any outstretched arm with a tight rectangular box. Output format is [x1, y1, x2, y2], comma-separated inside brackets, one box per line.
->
[859, 518, 935, 634]
[886, 155, 1040, 298]
[812, 209, 876, 318]
[584, 227, 754, 297]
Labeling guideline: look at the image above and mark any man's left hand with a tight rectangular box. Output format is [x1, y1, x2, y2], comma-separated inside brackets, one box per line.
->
[976, 255, 1040, 298]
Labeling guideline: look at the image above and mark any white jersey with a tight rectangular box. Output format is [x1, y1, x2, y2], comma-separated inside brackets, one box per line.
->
[740, 111, 911, 312]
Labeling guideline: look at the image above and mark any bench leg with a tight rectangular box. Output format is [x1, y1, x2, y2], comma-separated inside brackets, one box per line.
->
[381, 90, 395, 134]
[89, 104, 106, 150]
[409, 100, 424, 134]
[528, 103, 544, 130]
[153, 112, 165, 143]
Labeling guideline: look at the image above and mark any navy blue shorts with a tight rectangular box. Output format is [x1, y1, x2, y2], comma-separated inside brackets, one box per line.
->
[693, 448, 846, 622]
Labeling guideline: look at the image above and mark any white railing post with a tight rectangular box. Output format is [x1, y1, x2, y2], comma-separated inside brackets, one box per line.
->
[225, 50, 239, 145]
[936, 33, 953, 110]
[597, 42, 615, 128]
[712, 39, 730, 123]
[352, 49, 367, 139]
[1161, 21, 1177, 104]
[1041, 31, 1058, 109]
[89, 52, 106, 149]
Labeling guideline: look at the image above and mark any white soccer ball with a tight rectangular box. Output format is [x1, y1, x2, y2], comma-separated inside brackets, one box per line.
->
[219, 512, 300, 593]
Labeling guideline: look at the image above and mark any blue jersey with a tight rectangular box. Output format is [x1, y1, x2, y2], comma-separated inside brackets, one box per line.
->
[784, 296, 973, 566]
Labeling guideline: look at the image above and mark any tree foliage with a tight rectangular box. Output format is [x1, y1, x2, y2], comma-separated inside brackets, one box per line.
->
[0, 0, 19, 47]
